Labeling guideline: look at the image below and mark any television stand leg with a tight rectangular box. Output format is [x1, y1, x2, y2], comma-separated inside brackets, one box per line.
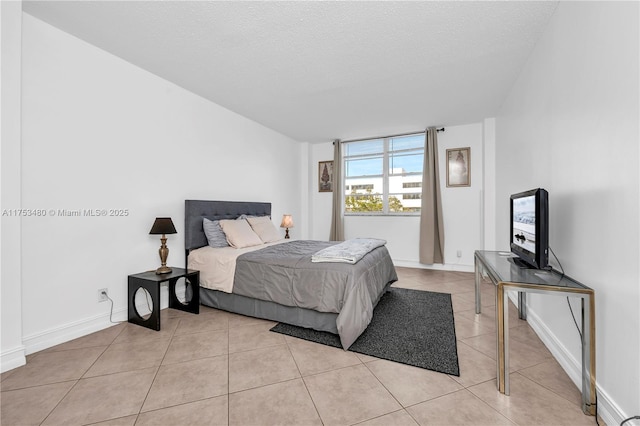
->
[518, 292, 527, 320]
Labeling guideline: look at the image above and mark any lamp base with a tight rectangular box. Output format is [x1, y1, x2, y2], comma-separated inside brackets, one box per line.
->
[156, 234, 172, 274]
[155, 265, 172, 275]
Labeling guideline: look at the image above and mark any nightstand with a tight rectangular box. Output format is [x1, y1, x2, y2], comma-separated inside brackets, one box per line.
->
[127, 267, 199, 331]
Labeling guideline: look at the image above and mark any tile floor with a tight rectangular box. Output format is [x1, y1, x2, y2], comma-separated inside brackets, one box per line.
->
[0, 268, 598, 425]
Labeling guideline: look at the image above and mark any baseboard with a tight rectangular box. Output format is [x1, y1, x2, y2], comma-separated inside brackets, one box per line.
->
[392, 259, 474, 273]
[509, 292, 627, 426]
[1, 345, 26, 373]
[22, 307, 129, 355]
[21, 286, 184, 357]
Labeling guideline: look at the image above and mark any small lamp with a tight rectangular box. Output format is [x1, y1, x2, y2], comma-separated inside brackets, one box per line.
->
[280, 214, 294, 239]
[149, 217, 177, 274]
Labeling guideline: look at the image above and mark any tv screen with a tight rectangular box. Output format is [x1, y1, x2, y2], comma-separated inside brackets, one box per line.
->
[510, 188, 549, 269]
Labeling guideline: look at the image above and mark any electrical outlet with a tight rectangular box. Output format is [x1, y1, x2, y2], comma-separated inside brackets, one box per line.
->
[98, 288, 108, 302]
[456, 250, 462, 258]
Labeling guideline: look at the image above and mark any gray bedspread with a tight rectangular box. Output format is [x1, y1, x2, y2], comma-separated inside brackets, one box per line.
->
[233, 240, 398, 349]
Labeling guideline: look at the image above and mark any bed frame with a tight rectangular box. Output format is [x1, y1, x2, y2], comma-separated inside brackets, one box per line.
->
[184, 200, 341, 333]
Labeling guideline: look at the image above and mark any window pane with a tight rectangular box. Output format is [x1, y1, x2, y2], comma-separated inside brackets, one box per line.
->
[344, 139, 383, 156]
[345, 156, 382, 177]
[389, 134, 424, 151]
[389, 152, 423, 174]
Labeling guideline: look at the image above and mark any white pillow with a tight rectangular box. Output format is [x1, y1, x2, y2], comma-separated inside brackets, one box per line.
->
[219, 219, 263, 248]
[247, 216, 282, 243]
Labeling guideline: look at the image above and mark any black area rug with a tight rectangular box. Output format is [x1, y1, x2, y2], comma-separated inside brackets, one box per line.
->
[270, 287, 459, 376]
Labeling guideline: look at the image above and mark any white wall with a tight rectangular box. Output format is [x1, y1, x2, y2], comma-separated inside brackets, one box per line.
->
[309, 142, 334, 241]
[1, 0, 26, 372]
[297, 142, 311, 240]
[435, 123, 484, 268]
[14, 13, 303, 356]
[495, 2, 639, 423]
[309, 123, 485, 271]
[482, 118, 496, 250]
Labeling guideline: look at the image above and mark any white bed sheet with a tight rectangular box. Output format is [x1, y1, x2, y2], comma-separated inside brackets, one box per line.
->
[188, 240, 288, 293]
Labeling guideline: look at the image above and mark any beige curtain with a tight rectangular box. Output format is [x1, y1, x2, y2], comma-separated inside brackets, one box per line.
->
[329, 139, 344, 241]
[419, 128, 445, 263]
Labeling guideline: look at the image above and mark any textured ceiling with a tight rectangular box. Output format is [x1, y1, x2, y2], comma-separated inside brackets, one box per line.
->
[22, 1, 558, 143]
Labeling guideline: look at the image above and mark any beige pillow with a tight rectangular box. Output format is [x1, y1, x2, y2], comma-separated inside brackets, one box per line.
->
[219, 219, 263, 248]
[247, 216, 282, 243]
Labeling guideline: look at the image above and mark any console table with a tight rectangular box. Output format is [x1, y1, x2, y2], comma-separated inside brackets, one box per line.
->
[474, 250, 596, 416]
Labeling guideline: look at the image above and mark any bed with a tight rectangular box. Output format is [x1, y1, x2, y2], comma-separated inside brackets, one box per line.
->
[184, 200, 398, 349]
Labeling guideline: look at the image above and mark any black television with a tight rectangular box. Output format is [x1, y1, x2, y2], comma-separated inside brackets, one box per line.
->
[510, 188, 549, 269]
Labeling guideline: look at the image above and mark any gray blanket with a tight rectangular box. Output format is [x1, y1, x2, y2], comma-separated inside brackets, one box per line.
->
[233, 240, 398, 349]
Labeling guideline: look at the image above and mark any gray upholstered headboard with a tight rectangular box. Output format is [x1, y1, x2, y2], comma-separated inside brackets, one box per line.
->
[184, 200, 272, 253]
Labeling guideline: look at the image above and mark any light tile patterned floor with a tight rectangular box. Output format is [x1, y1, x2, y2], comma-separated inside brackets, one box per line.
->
[1, 268, 597, 425]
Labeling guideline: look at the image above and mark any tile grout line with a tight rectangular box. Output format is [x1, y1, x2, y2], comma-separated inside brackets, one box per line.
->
[135, 312, 180, 421]
[463, 383, 518, 425]
[38, 323, 127, 425]
[281, 335, 325, 425]
[359, 360, 408, 422]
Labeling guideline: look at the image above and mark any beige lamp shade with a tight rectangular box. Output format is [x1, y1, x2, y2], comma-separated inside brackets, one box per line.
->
[280, 214, 294, 229]
[280, 214, 294, 239]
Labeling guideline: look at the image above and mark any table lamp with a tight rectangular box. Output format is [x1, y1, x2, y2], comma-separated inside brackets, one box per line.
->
[149, 217, 177, 274]
[280, 214, 294, 239]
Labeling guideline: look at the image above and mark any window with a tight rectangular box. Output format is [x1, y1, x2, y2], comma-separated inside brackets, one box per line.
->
[403, 194, 421, 200]
[352, 184, 374, 191]
[403, 182, 421, 188]
[343, 133, 424, 214]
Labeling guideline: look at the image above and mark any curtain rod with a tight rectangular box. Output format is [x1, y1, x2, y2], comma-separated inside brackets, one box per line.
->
[336, 127, 445, 144]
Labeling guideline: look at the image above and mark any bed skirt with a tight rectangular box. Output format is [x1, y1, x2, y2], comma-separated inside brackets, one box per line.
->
[200, 282, 392, 337]
[200, 287, 340, 334]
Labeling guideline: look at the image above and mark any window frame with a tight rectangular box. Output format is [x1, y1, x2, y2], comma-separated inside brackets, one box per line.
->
[342, 132, 425, 216]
